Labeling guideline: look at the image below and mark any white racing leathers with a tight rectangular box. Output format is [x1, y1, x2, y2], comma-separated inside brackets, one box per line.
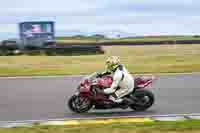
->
[103, 65, 134, 103]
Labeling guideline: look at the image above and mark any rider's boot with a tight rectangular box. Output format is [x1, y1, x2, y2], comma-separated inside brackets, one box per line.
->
[119, 97, 134, 109]
[110, 95, 133, 109]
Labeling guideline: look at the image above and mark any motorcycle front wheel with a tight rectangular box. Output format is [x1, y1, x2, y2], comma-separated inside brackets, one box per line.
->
[68, 95, 93, 113]
[129, 89, 155, 111]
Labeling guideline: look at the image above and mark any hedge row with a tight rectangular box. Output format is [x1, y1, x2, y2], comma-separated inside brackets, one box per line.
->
[0, 45, 104, 56]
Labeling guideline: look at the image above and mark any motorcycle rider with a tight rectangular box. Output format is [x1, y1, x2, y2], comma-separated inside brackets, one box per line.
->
[97, 56, 135, 105]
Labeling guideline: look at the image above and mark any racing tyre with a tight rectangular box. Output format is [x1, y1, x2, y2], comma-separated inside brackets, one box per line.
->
[68, 95, 93, 113]
[129, 89, 154, 111]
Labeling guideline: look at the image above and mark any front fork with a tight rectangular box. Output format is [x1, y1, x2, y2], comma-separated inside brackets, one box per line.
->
[75, 91, 79, 96]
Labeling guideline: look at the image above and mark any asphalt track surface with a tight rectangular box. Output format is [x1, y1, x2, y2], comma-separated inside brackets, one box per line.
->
[0, 74, 200, 121]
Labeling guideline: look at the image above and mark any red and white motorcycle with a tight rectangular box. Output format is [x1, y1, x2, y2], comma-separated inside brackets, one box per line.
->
[68, 73, 157, 113]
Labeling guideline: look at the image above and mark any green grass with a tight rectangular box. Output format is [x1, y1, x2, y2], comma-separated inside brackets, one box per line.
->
[1, 120, 200, 133]
[56, 35, 200, 44]
[56, 39, 97, 44]
[56, 36, 103, 44]
[0, 44, 200, 76]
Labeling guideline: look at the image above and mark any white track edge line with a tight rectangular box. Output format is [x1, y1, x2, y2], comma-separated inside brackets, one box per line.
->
[1, 113, 200, 123]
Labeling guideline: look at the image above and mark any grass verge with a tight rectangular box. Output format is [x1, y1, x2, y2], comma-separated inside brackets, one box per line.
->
[0, 44, 200, 76]
[1, 120, 200, 133]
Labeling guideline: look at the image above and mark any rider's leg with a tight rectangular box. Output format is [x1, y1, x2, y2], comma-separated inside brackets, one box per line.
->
[109, 94, 123, 103]
[109, 78, 135, 104]
[109, 88, 131, 103]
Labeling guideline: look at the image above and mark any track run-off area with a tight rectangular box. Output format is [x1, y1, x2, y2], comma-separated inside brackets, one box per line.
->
[0, 73, 200, 121]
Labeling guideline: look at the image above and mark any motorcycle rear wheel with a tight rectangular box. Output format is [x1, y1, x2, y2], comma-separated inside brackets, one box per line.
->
[68, 95, 93, 113]
[129, 89, 154, 111]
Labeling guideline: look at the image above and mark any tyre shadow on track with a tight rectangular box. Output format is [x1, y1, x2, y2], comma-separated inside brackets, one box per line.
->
[66, 109, 157, 118]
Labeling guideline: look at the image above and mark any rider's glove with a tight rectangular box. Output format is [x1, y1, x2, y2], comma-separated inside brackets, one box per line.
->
[96, 72, 103, 78]
[97, 71, 111, 78]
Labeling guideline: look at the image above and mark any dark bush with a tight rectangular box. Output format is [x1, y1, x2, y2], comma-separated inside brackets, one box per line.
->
[0, 44, 104, 56]
[193, 35, 200, 38]
[0, 50, 16, 56]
